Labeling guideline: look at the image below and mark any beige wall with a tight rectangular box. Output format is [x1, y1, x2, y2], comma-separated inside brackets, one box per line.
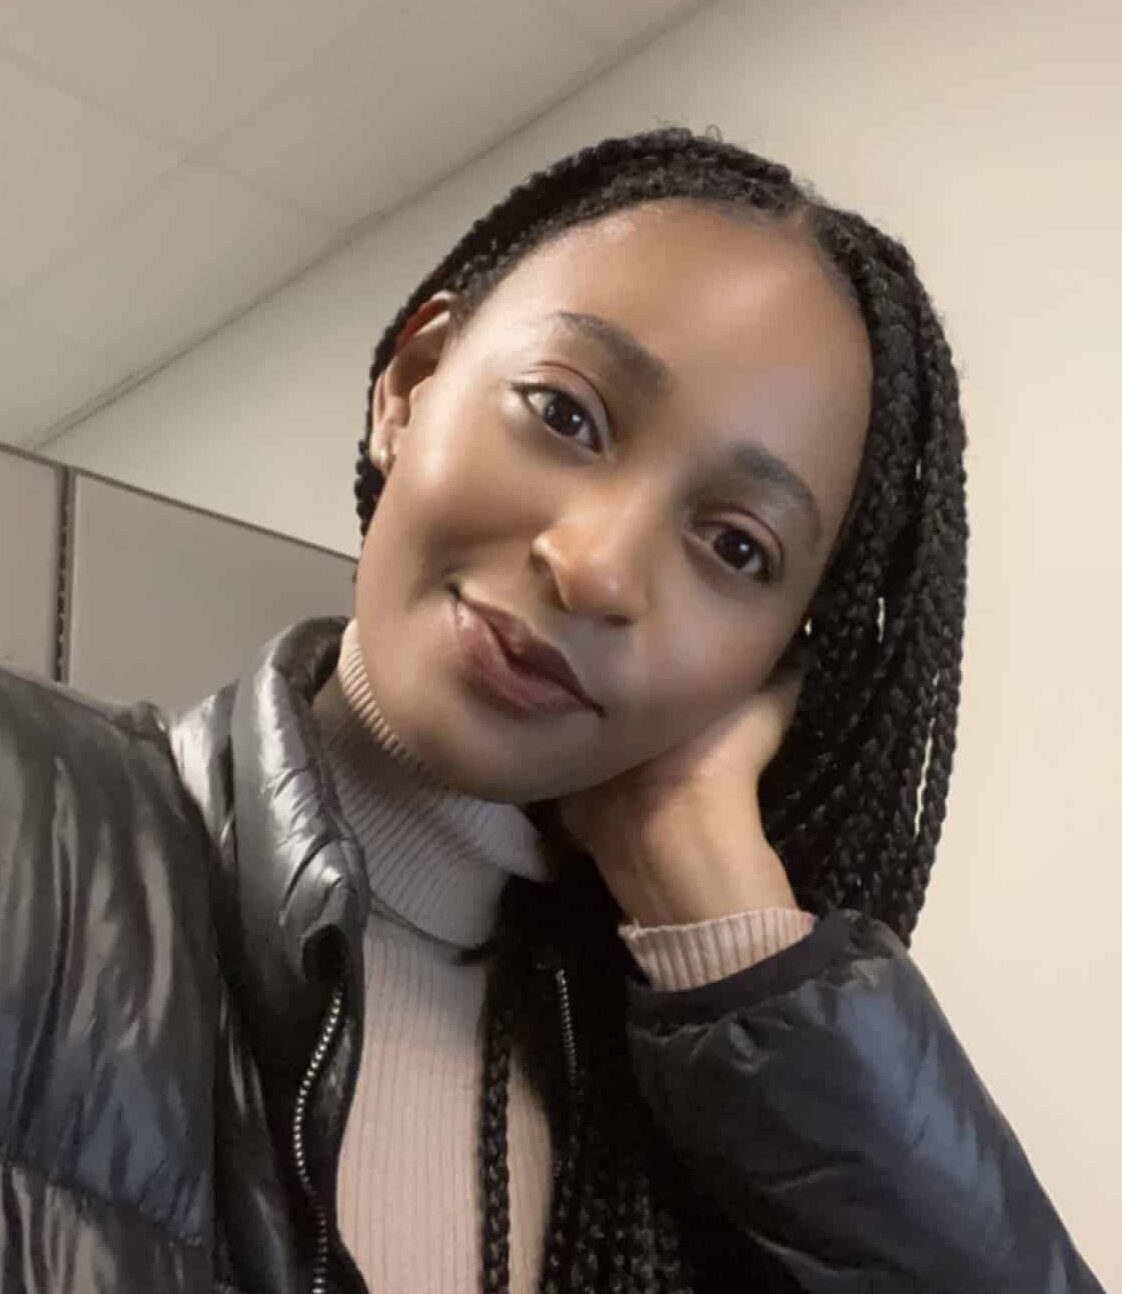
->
[44, 0, 1121, 1280]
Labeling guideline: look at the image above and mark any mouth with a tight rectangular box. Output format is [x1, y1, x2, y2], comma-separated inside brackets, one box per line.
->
[450, 586, 601, 717]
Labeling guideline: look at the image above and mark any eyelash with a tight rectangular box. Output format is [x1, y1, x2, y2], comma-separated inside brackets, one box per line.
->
[512, 382, 778, 585]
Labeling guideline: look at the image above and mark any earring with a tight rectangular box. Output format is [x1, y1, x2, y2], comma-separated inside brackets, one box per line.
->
[375, 445, 395, 476]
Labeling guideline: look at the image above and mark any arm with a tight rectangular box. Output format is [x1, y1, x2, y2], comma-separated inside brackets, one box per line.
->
[623, 909, 1106, 1293]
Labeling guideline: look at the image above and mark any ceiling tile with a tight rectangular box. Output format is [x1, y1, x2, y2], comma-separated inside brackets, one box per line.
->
[0, 54, 178, 298]
[0, 0, 381, 148]
[549, 0, 701, 46]
[211, 0, 600, 226]
[14, 165, 335, 375]
[0, 307, 126, 447]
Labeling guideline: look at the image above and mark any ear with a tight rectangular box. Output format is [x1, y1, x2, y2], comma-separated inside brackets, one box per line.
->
[370, 290, 459, 462]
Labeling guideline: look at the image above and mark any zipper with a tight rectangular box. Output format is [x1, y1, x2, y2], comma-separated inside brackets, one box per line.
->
[536, 947, 578, 1179]
[291, 956, 576, 1287]
[292, 980, 346, 1294]
[554, 964, 578, 1098]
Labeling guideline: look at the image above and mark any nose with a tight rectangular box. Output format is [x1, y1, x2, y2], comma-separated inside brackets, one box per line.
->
[529, 495, 661, 624]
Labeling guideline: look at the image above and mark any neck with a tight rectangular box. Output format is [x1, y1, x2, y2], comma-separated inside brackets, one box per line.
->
[311, 619, 555, 951]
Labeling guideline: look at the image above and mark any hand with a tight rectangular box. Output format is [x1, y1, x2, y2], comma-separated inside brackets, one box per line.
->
[551, 652, 805, 926]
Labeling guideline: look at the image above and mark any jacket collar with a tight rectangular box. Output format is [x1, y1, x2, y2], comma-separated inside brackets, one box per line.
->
[224, 617, 370, 1071]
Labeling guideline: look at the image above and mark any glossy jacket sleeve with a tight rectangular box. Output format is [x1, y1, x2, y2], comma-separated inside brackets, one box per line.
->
[624, 909, 1106, 1293]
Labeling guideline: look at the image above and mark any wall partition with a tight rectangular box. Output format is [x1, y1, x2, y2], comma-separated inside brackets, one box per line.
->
[0, 440, 356, 713]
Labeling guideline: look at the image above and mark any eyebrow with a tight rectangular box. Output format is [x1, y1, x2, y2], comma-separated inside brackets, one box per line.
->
[538, 309, 823, 546]
[724, 441, 823, 546]
[542, 310, 672, 393]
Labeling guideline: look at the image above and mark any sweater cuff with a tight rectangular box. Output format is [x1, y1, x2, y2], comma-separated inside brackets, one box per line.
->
[618, 907, 820, 991]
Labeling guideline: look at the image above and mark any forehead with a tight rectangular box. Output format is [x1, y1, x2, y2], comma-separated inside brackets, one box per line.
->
[468, 201, 870, 404]
[460, 201, 873, 537]
[483, 200, 855, 324]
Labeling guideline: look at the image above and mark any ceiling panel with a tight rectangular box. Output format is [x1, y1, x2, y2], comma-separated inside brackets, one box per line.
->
[0, 0, 385, 148]
[14, 164, 334, 376]
[212, 0, 602, 226]
[0, 0, 708, 447]
[0, 308, 126, 447]
[552, 0, 701, 46]
[0, 53, 177, 298]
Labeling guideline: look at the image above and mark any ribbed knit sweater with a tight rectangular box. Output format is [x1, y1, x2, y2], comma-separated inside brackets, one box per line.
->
[311, 618, 818, 1293]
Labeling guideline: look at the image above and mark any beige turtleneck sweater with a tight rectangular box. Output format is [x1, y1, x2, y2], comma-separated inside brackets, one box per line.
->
[311, 619, 818, 1293]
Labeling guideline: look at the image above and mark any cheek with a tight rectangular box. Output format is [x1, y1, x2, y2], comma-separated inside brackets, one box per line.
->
[403, 381, 551, 549]
[639, 615, 786, 732]
[392, 404, 496, 537]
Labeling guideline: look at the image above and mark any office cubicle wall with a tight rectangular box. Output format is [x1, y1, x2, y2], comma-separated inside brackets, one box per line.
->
[0, 448, 62, 683]
[0, 441, 357, 713]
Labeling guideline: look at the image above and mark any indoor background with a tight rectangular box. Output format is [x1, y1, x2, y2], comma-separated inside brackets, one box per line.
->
[2, 0, 1118, 1283]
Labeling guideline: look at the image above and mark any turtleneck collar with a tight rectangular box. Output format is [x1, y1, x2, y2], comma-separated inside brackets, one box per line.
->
[311, 618, 556, 952]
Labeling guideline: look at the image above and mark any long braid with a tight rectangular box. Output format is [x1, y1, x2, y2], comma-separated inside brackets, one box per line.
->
[882, 283, 968, 933]
[770, 212, 930, 912]
[759, 208, 967, 932]
[355, 126, 968, 1292]
[479, 966, 515, 1294]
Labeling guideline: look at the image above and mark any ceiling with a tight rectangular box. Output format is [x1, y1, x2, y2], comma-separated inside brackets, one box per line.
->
[0, 0, 701, 451]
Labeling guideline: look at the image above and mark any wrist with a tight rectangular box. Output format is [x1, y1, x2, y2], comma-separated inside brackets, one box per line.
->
[622, 792, 798, 926]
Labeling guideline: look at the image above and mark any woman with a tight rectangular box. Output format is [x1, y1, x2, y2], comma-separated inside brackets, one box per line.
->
[0, 127, 1105, 1292]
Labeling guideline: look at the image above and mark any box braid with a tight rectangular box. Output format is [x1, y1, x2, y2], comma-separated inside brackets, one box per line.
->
[352, 126, 968, 1293]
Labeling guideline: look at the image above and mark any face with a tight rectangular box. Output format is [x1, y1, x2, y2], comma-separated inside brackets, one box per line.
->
[354, 200, 872, 804]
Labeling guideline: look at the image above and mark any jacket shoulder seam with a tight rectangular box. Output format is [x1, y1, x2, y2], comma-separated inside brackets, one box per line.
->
[0, 669, 171, 751]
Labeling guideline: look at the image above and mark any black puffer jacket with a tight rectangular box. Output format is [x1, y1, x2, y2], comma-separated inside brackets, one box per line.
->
[0, 619, 1106, 1293]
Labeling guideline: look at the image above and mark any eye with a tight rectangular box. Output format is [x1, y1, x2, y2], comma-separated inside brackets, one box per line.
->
[700, 525, 777, 584]
[515, 383, 602, 451]
[515, 382, 779, 586]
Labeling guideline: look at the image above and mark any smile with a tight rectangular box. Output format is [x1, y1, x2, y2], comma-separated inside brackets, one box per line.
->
[450, 591, 598, 719]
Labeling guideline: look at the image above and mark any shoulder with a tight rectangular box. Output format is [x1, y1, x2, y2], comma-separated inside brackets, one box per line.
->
[0, 664, 221, 956]
[0, 665, 234, 922]
[0, 664, 174, 773]
[0, 664, 223, 859]
[0, 667, 221, 1247]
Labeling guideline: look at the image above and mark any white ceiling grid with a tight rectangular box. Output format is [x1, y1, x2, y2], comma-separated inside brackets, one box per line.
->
[0, 0, 700, 448]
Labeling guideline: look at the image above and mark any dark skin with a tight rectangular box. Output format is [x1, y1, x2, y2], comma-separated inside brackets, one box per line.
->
[357, 200, 872, 924]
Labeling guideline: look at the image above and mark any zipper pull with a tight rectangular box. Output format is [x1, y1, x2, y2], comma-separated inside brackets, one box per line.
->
[532, 943, 561, 974]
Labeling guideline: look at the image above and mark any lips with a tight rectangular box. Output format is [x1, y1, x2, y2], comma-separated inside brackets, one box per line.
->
[455, 590, 600, 713]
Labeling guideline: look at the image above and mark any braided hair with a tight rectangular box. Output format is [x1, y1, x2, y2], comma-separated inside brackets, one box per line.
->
[352, 126, 968, 1293]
